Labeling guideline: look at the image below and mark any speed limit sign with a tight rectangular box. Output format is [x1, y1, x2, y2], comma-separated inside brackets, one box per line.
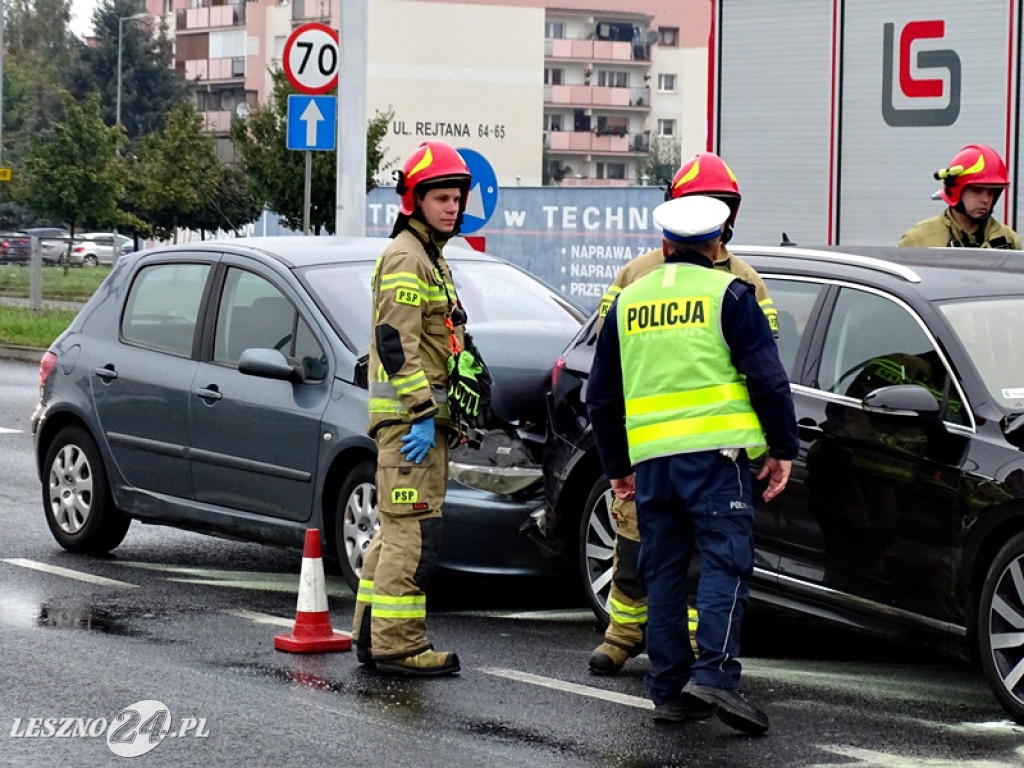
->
[283, 22, 339, 95]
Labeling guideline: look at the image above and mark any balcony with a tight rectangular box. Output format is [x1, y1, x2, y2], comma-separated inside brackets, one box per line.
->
[201, 110, 233, 133]
[546, 130, 649, 155]
[291, 0, 331, 21]
[545, 38, 650, 63]
[176, 4, 240, 31]
[544, 84, 650, 108]
[184, 57, 245, 81]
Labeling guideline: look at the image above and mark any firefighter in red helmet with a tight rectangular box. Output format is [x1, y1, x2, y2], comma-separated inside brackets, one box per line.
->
[588, 151, 779, 678]
[351, 140, 479, 677]
[899, 144, 1021, 248]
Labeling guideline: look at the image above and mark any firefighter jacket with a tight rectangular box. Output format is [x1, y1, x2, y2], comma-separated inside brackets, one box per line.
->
[615, 263, 767, 465]
[598, 247, 778, 336]
[367, 219, 465, 436]
[898, 208, 1022, 249]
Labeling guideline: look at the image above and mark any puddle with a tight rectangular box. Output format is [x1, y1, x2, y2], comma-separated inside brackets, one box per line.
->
[225, 662, 346, 693]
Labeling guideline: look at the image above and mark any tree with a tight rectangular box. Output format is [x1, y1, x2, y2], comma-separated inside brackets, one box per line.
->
[190, 163, 265, 238]
[68, 0, 184, 141]
[21, 92, 123, 266]
[230, 68, 394, 234]
[133, 102, 220, 241]
[640, 137, 682, 190]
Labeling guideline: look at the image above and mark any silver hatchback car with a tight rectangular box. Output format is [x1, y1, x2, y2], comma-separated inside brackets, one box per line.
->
[31, 236, 584, 589]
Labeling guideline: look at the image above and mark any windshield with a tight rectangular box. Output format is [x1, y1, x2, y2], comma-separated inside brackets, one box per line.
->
[940, 296, 1024, 411]
[301, 259, 584, 353]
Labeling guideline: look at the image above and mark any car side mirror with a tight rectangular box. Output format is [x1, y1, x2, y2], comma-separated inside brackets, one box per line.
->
[862, 384, 940, 418]
[238, 348, 305, 384]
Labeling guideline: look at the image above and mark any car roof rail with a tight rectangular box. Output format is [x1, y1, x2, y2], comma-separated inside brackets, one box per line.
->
[733, 245, 922, 283]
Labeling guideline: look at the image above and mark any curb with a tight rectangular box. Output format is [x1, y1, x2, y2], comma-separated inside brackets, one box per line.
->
[0, 345, 46, 364]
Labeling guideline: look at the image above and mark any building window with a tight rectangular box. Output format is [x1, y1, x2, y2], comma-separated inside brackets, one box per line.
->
[545, 21, 565, 39]
[597, 162, 626, 180]
[657, 73, 676, 93]
[659, 27, 678, 47]
[597, 70, 629, 88]
[657, 119, 676, 137]
[544, 113, 564, 132]
[596, 116, 628, 136]
[544, 68, 563, 86]
[231, 56, 245, 77]
[164, 0, 173, 12]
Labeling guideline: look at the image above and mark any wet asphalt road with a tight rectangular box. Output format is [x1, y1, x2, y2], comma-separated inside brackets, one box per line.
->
[2, 357, 1024, 767]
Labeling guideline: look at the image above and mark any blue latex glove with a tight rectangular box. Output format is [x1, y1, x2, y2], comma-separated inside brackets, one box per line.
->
[400, 417, 435, 464]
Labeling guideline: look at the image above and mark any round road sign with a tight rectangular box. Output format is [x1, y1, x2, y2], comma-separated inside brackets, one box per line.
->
[283, 23, 339, 95]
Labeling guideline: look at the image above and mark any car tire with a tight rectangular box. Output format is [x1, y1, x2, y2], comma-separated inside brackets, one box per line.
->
[579, 473, 615, 626]
[42, 426, 130, 554]
[979, 532, 1024, 723]
[333, 459, 379, 592]
[83, 254, 98, 267]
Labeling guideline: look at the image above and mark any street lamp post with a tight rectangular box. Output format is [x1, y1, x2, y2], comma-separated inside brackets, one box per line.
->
[116, 13, 149, 127]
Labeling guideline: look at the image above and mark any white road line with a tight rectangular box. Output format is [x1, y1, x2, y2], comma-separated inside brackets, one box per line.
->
[449, 608, 594, 622]
[223, 608, 351, 637]
[479, 667, 653, 710]
[0, 427, 23, 434]
[815, 744, 1024, 767]
[1, 558, 137, 587]
[114, 562, 351, 596]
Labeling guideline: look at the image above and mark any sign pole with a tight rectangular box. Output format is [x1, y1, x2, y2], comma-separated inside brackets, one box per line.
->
[303, 151, 312, 235]
[336, 0, 367, 236]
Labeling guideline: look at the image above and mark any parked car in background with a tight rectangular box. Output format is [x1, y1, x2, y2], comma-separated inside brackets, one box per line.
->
[541, 243, 1024, 723]
[71, 233, 134, 267]
[0, 232, 31, 264]
[23, 227, 73, 266]
[32, 236, 584, 596]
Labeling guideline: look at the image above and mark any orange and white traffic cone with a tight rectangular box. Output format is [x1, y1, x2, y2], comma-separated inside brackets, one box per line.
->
[274, 529, 351, 653]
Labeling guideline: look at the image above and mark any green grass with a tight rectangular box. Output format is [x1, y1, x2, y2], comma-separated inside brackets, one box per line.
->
[0, 305, 78, 348]
[0, 264, 111, 302]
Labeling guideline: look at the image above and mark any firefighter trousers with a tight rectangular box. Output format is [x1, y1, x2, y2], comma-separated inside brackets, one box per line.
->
[635, 450, 754, 706]
[602, 496, 647, 650]
[351, 422, 448, 660]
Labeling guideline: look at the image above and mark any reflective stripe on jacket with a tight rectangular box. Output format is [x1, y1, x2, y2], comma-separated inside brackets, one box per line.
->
[617, 263, 766, 465]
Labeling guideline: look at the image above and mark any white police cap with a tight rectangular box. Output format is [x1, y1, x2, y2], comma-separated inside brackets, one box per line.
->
[652, 195, 731, 243]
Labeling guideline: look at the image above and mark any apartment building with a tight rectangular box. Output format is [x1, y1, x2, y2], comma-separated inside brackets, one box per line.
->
[146, 0, 706, 186]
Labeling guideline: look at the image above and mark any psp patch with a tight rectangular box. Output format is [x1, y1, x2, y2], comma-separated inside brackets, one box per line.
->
[391, 488, 419, 504]
[395, 288, 421, 307]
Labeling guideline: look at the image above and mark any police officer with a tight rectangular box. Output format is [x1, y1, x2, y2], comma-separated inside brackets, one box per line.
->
[587, 195, 798, 734]
[899, 144, 1021, 248]
[589, 152, 778, 676]
[350, 140, 471, 677]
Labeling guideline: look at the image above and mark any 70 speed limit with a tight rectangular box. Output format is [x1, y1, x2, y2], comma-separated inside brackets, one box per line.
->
[283, 22, 339, 95]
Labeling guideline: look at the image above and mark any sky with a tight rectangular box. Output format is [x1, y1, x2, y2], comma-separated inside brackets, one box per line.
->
[70, 0, 101, 39]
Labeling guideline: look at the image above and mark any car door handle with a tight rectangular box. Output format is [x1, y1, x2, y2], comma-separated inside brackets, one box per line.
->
[797, 417, 822, 440]
[94, 365, 118, 381]
[195, 385, 223, 402]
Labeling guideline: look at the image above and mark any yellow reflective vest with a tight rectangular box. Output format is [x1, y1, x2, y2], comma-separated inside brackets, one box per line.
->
[616, 263, 766, 465]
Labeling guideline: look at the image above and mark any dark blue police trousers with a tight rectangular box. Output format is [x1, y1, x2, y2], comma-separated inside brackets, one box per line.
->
[635, 449, 755, 705]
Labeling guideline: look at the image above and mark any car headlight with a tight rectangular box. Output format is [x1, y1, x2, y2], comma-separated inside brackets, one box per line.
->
[448, 461, 543, 495]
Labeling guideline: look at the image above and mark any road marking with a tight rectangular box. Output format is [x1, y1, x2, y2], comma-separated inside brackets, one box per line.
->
[223, 608, 351, 637]
[814, 744, 1024, 767]
[1, 558, 137, 587]
[449, 608, 593, 622]
[0, 427, 23, 434]
[479, 667, 653, 710]
[115, 562, 350, 596]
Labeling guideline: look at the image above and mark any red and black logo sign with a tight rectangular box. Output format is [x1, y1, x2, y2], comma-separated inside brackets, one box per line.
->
[882, 20, 961, 127]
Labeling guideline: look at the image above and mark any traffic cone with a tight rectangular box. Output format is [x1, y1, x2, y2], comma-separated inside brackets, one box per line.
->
[274, 529, 351, 653]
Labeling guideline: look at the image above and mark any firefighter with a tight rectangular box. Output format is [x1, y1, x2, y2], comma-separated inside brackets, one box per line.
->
[586, 195, 798, 732]
[899, 144, 1021, 249]
[589, 151, 778, 676]
[350, 140, 473, 677]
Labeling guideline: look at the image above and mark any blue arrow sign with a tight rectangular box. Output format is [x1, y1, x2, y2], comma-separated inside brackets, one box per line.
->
[287, 95, 336, 151]
[456, 148, 499, 234]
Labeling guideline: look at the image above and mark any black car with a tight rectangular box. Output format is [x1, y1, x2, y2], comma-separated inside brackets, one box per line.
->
[31, 236, 584, 591]
[540, 244, 1024, 722]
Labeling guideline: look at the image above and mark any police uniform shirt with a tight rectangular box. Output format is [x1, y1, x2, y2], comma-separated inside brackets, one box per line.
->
[587, 251, 799, 479]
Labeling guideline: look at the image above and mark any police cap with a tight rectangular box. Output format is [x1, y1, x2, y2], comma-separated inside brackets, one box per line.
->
[652, 195, 731, 244]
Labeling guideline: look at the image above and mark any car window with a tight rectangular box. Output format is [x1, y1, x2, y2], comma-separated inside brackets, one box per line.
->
[763, 277, 826, 379]
[817, 287, 967, 425]
[940, 296, 1024, 413]
[213, 267, 327, 381]
[301, 259, 584, 352]
[121, 263, 210, 357]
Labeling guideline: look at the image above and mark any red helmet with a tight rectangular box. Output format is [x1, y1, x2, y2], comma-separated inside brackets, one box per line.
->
[934, 144, 1009, 207]
[396, 141, 472, 216]
[666, 152, 741, 225]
